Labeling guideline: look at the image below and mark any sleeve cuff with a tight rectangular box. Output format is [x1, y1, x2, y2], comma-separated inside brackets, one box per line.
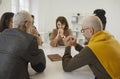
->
[75, 44, 83, 51]
[64, 46, 71, 55]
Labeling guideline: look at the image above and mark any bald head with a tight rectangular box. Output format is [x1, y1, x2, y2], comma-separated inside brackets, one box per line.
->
[83, 16, 103, 33]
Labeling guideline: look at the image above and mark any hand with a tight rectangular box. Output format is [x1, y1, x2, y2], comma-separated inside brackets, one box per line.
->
[27, 26, 34, 35]
[63, 36, 77, 46]
[32, 28, 39, 35]
[28, 27, 39, 37]
[58, 29, 64, 37]
[69, 36, 77, 46]
[37, 36, 43, 46]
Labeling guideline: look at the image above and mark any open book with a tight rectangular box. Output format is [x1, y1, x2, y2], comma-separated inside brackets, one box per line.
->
[47, 54, 62, 61]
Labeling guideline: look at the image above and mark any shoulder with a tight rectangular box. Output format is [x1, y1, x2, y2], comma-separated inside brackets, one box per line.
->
[53, 28, 57, 31]
[68, 29, 72, 32]
[12, 29, 35, 42]
[65, 29, 72, 35]
[81, 46, 97, 59]
[65, 29, 72, 32]
[52, 29, 58, 33]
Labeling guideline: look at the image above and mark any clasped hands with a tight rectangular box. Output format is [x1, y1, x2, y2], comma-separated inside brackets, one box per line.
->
[55, 29, 65, 40]
[28, 26, 43, 46]
[57, 29, 77, 46]
[57, 29, 64, 37]
[63, 36, 77, 46]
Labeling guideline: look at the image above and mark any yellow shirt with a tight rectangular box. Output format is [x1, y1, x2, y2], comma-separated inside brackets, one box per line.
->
[87, 31, 120, 79]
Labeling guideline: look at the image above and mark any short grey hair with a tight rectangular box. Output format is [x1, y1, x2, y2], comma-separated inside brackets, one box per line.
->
[83, 16, 103, 33]
[13, 10, 32, 28]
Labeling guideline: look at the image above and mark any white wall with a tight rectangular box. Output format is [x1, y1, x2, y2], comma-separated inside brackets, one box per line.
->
[31, 0, 120, 41]
[0, 0, 12, 16]
[0, 0, 120, 41]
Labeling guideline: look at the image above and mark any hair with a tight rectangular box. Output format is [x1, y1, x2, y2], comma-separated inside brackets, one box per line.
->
[93, 9, 106, 30]
[31, 14, 35, 25]
[31, 15, 34, 19]
[13, 10, 32, 28]
[83, 16, 103, 33]
[0, 12, 14, 32]
[56, 16, 69, 30]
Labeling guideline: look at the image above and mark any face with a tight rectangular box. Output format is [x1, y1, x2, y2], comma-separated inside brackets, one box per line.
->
[27, 20, 33, 30]
[9, 18, 13, 29]
[24, 16, 33, 33]
[81, 26, 93, 41]
[24, 20, 34, 34]
[57, 21, 65, 29]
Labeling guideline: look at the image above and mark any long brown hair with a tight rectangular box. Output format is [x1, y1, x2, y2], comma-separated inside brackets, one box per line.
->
[0, 12, 14, 32]
[56, 16, 69, 30]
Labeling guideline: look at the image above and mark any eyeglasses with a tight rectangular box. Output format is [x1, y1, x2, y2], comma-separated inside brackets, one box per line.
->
[81, 28, 89, 33]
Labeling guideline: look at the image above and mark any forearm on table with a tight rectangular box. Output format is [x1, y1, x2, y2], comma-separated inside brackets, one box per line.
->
[62, 46, 72, 71]
[50, 34, 63, 47]
[32, 62, 46, 73]
[31, 49, 46, 73]
[62, 47, 92, 72]
[50, 39, 58, 47]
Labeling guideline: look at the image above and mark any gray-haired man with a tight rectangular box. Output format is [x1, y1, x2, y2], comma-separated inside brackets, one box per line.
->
[0, 11, 46, 79]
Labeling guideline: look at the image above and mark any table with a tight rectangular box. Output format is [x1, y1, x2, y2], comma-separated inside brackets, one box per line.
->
[29, 43, 95, 79]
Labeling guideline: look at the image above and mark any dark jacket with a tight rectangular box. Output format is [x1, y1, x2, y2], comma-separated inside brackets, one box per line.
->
[62, 44, 111, 79]
[0, 29, 46, 79]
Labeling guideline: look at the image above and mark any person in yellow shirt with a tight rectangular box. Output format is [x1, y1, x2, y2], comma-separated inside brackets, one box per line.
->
[62, 16, 120, 79]
[84, 9, 107, 45]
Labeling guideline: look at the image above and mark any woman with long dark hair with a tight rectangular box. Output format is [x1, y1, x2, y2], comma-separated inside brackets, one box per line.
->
[50, 16, 72, 47]
[0, 12, 14, 32]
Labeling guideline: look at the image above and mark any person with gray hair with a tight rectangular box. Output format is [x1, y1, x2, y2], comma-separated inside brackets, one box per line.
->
[0, 10, 46, 79]
[62, 16, 120, 79]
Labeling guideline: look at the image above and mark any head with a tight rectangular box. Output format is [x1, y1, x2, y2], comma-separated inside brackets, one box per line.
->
[56, 16, 69, 30]
[13, 10, 33, 33]
[93, 9, 106, 30]
[0, 12, 14, 32]
[81, 16, 103, 41]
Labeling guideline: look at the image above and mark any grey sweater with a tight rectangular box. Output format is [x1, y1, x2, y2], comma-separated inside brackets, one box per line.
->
[0, 29, 46, 79]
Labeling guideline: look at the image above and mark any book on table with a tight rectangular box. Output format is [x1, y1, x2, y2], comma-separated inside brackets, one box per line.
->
[47, 54, 62, 61]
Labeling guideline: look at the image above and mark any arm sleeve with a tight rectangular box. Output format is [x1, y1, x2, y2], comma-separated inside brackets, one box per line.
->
[28, 37, 46, 73]
[50, 29, 59, 47]
[75, 44, 83, 52]
[68, 29, 73, 36]
[62, 46, 94, 72]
